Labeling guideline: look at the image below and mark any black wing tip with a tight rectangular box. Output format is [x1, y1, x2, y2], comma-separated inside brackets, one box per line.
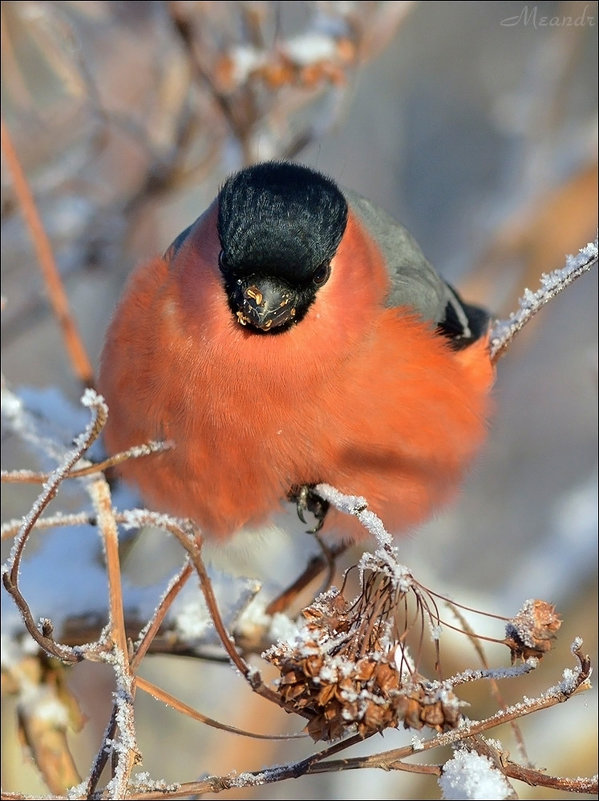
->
[438, 284, 490, 349]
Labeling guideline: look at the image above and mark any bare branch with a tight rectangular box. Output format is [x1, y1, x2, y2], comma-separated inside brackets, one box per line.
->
[135, 675, 305, 740]
[0, 116, 94, 388]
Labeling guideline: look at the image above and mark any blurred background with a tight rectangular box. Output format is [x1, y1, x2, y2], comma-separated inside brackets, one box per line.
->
[1, 2, 597, 799]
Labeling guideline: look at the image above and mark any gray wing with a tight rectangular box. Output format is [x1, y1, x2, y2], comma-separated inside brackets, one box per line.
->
[343, 188, 488, 348]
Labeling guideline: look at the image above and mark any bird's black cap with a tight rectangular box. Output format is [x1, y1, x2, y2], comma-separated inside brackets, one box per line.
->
[217, 162, 348, 332]
[217, 162, 348, 281]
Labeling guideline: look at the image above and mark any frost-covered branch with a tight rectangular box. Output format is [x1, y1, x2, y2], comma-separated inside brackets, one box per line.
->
[101, 643, 594, 800]
[489, 238, 598, 362]
[1, 390, 108, 663]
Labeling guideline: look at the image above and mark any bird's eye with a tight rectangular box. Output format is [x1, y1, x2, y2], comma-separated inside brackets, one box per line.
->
[218, 251, 228, 273]
[312, 262, 331, 286]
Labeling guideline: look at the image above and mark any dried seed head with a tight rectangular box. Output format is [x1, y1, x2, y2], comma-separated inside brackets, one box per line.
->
[265, 550, 562, 743]
[263, 563, 463, 742]
[504, 599, 562, 662]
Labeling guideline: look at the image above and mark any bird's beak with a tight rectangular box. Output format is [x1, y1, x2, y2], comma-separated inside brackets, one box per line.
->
[232, 277, 297, 332]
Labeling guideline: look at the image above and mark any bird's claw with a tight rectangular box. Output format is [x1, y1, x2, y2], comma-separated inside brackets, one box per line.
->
[289, 484, 330, 533]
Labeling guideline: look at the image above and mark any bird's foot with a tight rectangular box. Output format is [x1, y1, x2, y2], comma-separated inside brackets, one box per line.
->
[288, 484, 330, 533]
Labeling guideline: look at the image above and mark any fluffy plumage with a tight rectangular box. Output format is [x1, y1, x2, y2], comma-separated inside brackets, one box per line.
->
[99, 162, 494, 541]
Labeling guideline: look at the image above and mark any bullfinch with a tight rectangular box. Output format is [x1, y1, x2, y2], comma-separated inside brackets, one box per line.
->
[98, 162, 494, 543]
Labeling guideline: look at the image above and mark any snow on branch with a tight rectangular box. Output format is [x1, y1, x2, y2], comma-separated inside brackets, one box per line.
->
[489, 238, 598, 362]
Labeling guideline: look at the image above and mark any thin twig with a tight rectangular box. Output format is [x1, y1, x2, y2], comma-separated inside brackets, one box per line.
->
[489, 238, 598, 363]
[91, 477, 129, 661]
[1, 390, 107, 663]
[445, 602, 531, 765]
[1, 439, 172, 484]
[91, 473, 140, 798]
[135, 675, 305, 740]
[131, 560, 194, 670]
[105, 668, 140, 800]
[120, 510, 307, 712]
[83, 704, 119, 798]
[466, 737, 593, 795]
[1, 512, 95, 540]
[265, 541, 347, 615]
[1, 116, 95, 388]
[125, 513, 253, 678]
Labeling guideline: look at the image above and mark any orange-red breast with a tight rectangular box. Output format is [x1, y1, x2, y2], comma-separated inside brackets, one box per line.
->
[99, 162, 494, 542]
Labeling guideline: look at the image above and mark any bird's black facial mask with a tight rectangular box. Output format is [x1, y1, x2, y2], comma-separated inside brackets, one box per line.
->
[216, 161, 348, 333]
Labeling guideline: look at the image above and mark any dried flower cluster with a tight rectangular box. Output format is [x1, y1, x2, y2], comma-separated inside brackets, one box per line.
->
[264, 545, 568, 743]
[264, 556, 463, 742]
